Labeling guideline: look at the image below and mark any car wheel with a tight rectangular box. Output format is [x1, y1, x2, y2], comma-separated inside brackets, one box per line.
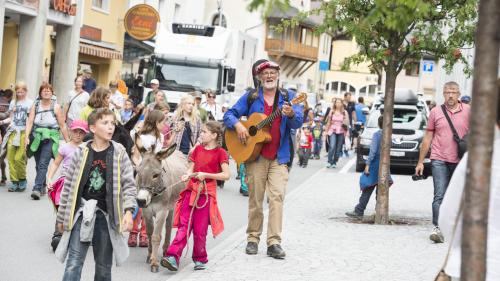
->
[355, 151, 365, 172]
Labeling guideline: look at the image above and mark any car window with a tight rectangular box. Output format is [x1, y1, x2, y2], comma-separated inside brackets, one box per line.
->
[366, 108, 427, 130]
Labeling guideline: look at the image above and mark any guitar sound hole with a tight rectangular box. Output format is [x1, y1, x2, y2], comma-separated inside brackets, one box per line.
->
[248, 126, 257, 136]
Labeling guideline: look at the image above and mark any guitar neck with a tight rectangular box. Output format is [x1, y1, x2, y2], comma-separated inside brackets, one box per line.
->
[257, 108, 283, 130]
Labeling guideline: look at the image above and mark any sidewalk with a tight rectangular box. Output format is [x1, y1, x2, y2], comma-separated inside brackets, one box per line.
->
[170, 169, 447, 281]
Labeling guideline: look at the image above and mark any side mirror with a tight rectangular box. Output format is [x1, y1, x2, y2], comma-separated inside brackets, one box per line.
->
[227, 68, 236, 92]
[138, 59, 145, 75]
[228, 68, 236, 84]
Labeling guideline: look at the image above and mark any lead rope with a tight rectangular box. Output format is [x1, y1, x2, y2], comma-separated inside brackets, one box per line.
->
[184, 179, 209, 257]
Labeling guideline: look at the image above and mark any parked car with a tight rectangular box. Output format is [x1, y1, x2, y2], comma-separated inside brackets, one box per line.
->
[356, 104, 431, 172]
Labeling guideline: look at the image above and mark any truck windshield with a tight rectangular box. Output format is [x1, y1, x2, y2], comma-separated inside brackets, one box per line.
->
[153, 61, 219, 92]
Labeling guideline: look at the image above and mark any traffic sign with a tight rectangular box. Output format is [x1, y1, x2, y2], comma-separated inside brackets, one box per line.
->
[422, 61, 434, 73]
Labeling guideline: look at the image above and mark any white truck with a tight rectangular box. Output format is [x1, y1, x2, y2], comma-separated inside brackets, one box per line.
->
[138, 23, 257, 109]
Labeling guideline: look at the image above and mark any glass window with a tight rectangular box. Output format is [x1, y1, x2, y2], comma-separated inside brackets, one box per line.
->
[92, 0, 109, 11]
[153, 59, 220, 93]
[366, 108, 427, 130]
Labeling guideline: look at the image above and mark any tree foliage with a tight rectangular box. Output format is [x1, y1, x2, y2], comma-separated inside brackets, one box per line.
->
[249, 0, 478, 76]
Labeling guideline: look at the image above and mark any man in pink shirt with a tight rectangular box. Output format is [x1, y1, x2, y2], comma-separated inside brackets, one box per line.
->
[416, 81, 470, 243]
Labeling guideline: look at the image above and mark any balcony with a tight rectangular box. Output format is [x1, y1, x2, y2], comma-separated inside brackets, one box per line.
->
[265, 38, 318, 62]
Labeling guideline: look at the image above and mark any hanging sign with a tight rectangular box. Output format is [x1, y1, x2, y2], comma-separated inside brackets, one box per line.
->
[124, 4, 160, 41]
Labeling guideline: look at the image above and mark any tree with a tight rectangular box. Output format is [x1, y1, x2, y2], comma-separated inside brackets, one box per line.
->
[249, 0, 477, 223]
[461, 0, 499, 280]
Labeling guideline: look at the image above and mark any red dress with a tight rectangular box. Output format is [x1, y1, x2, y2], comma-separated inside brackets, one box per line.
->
[173, 144, 228, 237]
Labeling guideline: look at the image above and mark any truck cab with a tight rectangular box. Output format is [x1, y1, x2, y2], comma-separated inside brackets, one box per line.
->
[138, 23, 252, 110]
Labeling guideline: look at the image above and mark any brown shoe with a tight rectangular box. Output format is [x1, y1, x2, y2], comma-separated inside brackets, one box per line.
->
[139, 235, 149, 247]
[128, 232, 138, 247]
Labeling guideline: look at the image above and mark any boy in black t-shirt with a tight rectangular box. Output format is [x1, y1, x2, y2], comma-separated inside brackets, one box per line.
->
[56, 108, 137, 281]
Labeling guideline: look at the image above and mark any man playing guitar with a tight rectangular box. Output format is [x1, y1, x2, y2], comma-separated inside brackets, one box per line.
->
[223, 60, 303, 259]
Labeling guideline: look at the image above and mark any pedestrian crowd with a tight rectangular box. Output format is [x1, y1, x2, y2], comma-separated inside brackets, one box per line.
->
[0, 59, 498, 281]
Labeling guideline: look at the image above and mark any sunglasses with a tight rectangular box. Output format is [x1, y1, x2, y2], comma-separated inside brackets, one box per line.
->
[208, 95, 215, 99]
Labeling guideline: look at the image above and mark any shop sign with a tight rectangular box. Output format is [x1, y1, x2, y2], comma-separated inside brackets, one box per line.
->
[124, 4, 160, 41]
[80, 25, 102, 42]
[50, 0, 77, 16]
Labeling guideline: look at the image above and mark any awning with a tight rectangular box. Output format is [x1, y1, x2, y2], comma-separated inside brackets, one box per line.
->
[79, 42, 123, 60]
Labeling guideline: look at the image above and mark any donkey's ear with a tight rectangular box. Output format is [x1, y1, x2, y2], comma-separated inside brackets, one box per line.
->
[156, 143, 177, 161]
[134, 133, 147, 154]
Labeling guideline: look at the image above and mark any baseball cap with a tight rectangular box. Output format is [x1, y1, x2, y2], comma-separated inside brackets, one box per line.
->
[70, 119, 89, 133]
[150, 79, 159, 85]
[460, 95, 471, 103]
[191, 91, 202, 99]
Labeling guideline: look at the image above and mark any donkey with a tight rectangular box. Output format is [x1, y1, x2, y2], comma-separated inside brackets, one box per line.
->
[134, 142, 188, 272]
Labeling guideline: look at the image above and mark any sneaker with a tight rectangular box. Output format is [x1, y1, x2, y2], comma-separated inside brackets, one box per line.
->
[0, 179, 6, 186]
[240, 187, 249, 197]
[345, 211, 363, 219]
[194, 261, 207, 270]
[139, 235, 149, 247]
[7, 181, 18, 192]
[18, 180, 27, 191]
[267, 244, 286, 259]
[245, 242, 258, 255]
[331, 163, 337, 168]
[128, 232, 138, 247]
[31, 190, 41, 200]
[430, 226, 445, 243]
[326, 163, 332, 169]
[160, 256, 178, 271]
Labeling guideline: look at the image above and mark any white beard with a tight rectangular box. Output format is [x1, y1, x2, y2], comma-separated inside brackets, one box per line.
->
[262, 80, 278, 90]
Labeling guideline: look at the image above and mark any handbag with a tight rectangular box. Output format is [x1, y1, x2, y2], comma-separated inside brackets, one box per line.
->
[342, 111, 349, 131]
[441, 105, 468, 159]
[434, 192, 464, 281]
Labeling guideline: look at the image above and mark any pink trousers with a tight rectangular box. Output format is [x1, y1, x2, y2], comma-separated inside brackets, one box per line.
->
[131, 209, 147, 237]
[165, 191, 210, 264]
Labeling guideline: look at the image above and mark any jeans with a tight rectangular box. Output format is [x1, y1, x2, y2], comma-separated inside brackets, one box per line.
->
[33, 139, 53, 192]
[63, 212, 113, 281]
[431, 160, 458, 226]
[354, 186, 376, 215]
[298, 148, 311, 166]
[327, 133, 344, 165]
[313, 139, 322, 157]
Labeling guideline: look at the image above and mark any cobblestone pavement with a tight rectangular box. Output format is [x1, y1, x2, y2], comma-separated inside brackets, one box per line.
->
[170, 170, 447, 281]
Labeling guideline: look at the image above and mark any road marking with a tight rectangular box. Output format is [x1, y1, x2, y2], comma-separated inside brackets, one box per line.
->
[169, 167, 327, 280]
[339, 157, 356, 174]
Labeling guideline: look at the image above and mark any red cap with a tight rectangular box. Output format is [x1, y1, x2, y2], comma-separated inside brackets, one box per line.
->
[255, 61, 280, 75]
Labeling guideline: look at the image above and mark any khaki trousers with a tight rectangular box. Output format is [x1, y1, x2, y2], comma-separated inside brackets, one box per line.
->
[246, 157, 289, 246]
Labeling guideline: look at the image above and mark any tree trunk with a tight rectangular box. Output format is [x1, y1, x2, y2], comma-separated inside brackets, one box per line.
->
[375, 58, 397, 224]
[461, 0, 500, 280]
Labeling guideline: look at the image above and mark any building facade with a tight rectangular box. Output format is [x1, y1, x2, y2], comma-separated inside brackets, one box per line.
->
[1, 0, 126, 102]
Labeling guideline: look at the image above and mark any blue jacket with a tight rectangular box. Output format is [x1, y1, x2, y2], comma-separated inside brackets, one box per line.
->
[223, 88, 304, 165]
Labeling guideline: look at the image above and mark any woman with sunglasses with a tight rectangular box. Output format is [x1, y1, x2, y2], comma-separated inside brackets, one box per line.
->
[201, 90, 223, 121]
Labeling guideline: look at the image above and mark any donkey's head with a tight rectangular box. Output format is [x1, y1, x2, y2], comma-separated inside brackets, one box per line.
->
[134, 137, 177, 208]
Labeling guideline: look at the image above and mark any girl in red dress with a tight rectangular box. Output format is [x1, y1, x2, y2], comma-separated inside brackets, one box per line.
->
[161, 121, 230, 271]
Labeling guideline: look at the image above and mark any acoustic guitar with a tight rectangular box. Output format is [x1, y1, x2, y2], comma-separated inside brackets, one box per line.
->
[225, 92, 307, 164]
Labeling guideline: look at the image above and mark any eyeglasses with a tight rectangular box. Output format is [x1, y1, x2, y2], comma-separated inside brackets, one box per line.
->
[260, 71, 278, 77]
[208, 95, 215, 99]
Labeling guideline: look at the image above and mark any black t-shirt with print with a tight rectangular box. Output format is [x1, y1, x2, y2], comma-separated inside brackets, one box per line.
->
[82, 146, 109, 211]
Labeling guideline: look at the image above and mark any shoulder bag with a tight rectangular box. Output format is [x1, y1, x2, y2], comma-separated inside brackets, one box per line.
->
[441, 105, 468, 159]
